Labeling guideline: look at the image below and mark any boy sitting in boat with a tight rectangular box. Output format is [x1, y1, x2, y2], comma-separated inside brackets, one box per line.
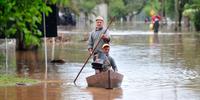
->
[92, 44, 118, 74]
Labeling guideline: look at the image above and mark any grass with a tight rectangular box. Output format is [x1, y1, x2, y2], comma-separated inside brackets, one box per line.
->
[0, 74, 40, 86]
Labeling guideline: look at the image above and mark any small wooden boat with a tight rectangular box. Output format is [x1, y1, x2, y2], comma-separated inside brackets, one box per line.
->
[86, 70, 123, 89]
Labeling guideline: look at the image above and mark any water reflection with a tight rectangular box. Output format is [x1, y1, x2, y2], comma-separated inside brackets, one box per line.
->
[85, 87, 123, 100]
[149, 33, 159, 46]
[16, 51, 40, 76]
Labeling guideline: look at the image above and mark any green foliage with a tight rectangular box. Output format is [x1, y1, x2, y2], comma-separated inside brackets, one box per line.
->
[123, 0, 146, 15]
[152, 0, 161, 12]
[165, 0, 175, 19]
[57, 0, 79, 15]
[0, 74, 40, 86]
[191, 0, 200, 31]
[183, 7, 196, 19]
[58, 0, 146, 20]
[143, 0, 161, 16]
[189, 0, 200, 9]
[96, 0, 109, 4]
[108, 0, 126, 18]
[79, 0, 96, 13]
[0, 0, 55, 48]
[57, 0, 71, 7]
[143, 4, 152, 16]
[183, 0, 200, 31]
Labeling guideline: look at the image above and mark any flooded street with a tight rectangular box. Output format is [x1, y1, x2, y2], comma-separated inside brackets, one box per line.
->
[0, 23, 200, 100]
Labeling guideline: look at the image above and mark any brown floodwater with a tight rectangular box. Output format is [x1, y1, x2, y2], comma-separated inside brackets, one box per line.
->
[0, 23, 200, 100]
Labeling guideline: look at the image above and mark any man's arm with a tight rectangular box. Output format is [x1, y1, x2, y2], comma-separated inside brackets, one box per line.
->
[88, 32, 94, 54]
[101, 34, 110, 43]
[101, 30, 110, 43]
[108, 56, 118, 72]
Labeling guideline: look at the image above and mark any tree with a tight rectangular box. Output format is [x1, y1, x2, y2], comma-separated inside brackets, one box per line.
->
[77, 0, 97, 25]
[57, 0, 79, 15]
[108, 0, 146, 21]
[108, 0, 126, 19]
[165, 0, 175, 19]
[0, 0, 56, 50]
[143, 0, 160, 16]
[183, 0, 200, 31]
[123, 0, 147, 21]
[174, 0, 190, 31]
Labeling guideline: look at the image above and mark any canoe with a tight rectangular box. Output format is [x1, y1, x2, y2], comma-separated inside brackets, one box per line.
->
[86, 70, 123, 89]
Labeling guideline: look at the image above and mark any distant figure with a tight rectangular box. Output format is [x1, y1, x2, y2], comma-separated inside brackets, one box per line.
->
[92, 44, 118, 74]
[145, 17, 150, 23]
[151, 15, 161, 34]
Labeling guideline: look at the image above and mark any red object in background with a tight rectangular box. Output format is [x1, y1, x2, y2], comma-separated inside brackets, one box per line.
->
[151, 15, 161, 23]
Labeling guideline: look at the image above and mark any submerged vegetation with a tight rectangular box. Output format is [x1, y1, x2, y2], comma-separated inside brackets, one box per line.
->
[0, 74, 40, 86]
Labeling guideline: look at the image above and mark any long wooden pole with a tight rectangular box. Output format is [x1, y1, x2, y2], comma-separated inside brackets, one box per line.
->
[73, 17, 114, 84]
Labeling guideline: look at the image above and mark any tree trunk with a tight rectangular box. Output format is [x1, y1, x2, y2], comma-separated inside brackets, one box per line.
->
[16, 33, 38, 51]
[183, 16, 191, 31]
[16, 32, 26, 50]
[175, 0, 188, 32]
[174, 0, 179, 31]
[178, 10, 182, 31]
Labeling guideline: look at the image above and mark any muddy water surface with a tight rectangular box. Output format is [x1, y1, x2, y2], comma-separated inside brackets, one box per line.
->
[0, 26, 200, 100]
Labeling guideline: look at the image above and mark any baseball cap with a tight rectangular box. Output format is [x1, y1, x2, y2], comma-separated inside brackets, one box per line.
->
[102, 44, 110, 48]
[96, 16, 104, 21]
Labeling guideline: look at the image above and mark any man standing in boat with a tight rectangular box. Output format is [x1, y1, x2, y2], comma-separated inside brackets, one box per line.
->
[88, 16, 111, 74]
[88, 16, 110, 54]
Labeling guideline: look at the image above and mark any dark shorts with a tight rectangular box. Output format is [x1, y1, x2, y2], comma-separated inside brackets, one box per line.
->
[92, 51, 106, 71]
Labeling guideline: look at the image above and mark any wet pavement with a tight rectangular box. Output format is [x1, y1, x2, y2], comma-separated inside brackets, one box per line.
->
[0, 23, 200, 100]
